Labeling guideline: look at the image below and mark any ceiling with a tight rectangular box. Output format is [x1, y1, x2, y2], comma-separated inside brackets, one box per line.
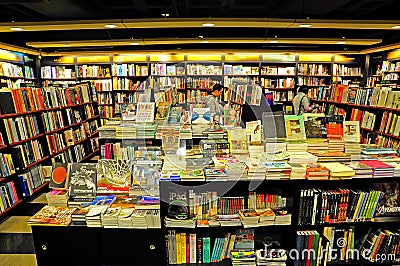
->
[0, 0, 399, 54]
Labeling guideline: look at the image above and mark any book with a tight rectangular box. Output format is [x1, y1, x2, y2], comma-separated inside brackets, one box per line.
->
[246, 120, 262, 145]
[303, 113, 326, 139]
[27, 205, 76, 226]
[343, 121, 360, 143]
[284, 115, 306, 141]
[68, 163, 97, 198]
[136, 102, 155, 123]
[97, 159, 131, 193]
[155, 101, 171, 120]
[49, 162, 70, 190]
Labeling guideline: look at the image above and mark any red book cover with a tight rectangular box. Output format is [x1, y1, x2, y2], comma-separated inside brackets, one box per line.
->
[306, 231, 313, 266]
[187, 234, 190, 263]
[359, 160, 394, 170]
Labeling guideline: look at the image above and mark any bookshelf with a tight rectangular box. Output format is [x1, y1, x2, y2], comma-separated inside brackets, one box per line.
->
[0, 82, 100, 217]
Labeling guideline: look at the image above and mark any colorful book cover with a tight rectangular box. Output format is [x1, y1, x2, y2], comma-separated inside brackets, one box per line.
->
[284, 115, 306, 141]
[49, 162, 70, 190]
[97, 159, 131, 193]
[136, 102, 155, 123]
[303, 113, 327, 139]
[246, 120, 262, 145]
[343, 121, 360, 143]
[372, 182, 400, 217]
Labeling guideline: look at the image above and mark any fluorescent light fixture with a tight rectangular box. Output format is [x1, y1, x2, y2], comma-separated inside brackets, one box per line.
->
[161, 13, 170, 17]
[392, 25, 400, 29]
[200, 40, 209, 43]
[62, 44, 71, 47]
[202, 23, 215, 27]
[299, 24, 312, 28]
[130, 42, 139, 45]
[336, 41, 346, 44]
[10, 27, 24, 31]
[269, 40, 278, 43]
[104, 24, 118, 29]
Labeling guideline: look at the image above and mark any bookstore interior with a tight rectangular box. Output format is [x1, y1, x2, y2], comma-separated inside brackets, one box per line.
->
[0, 1, 399, 266]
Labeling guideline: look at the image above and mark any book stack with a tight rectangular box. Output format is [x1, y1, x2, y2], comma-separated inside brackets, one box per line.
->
[204, 167, 229, 181]
[288, 151, 318, 164]
[306, 139, 329, 154]
[180, 169, 205, 181]
[288, 163, 306, 179]
[98, 123, 119, 139]
[46, 189, 68, 207]
[216, 214, 242, 227]
[238, 209, 260, 228]
[179, 125, 192, 139]
[226, 162, 248, 179]
[245, 158, 267, 180]
[328, 139, 345, 152]
[361, 147, 397, 157]
[256, 249, 287, 266]
[311, 151, 351, 162]
[136, 124, 157, 139]
[264, 162, 292, 180]
[256, 208, 276, 226]
[231, 250, 256, 266]
[131, 209, 148, 228]
[115, 123, 137, 139]
[165, 216, 196, 228]
[86, 205, 108, 227]
[320, 162, 355, 180]
[145, 209, 161, 228]
[117, 208, 135, 228]
[286, 142, 307, 152]
[102, 207, 122, 228]
[345, 143, 362, 155]
[344, 161, 373, 178]
[359, 160, 395, 178]
[384, 161, 400, 176]
[27, 205, 76, 226]
[304, 163, 330, 180]
[71, 205, 90, 226]
[274, 209, 292, 225]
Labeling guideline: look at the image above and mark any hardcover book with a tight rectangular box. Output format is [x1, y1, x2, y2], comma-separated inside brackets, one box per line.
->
[284, 115, 306, 141]
[246, 120, 262, 145]
[303, 113, 327, 139]
[49, 162, 70, 190]
[343, 121, 360, 143]
[68, 163, 97, 198]
[97, 159, 131, 193]
[136, 102, 155, 123]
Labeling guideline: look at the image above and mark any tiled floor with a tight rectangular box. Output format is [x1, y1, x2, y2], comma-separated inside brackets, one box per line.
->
[0, 192, 47, 266]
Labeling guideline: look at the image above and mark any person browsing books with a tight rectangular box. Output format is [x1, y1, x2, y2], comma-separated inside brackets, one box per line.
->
[293, 85, 318, 115]
[205, 83, 226, 115]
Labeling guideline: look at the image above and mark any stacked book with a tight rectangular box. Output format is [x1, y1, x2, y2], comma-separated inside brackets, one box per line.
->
[345, 143, 362, 155]
[286, 142, 307, 152]
[359, 160, 395, 178]
[98, 124, 118, 139]
[136, 124, 157, 139]
[384, 161, 400, 176]
[311, 151, 351, 162]
[179, 169, 205, 181]
[216, 214, 242, 227]
[328, 139, 345, 152]
[304, 163, 330, 180]
[256, 249, 287, 266]
[46, 189, 68, 207]
[361, 147, 397, 157]
[179, 125, 192, 139]
[226, 162, 248, 179]
[70, 205, 90, 226]
[239, 209, 260, 228]
[131, 209, 148, 228]
[145, 209, 161, 228]
[288, 151, 318, 164]
[320, 162, 355, 180]
[165, 216, 196, 228]
[115, 123, 137, 139]
[245, 159, 267, 180]
[344, 161, 373, 178]
[204, 167, 229, 181]
[117, 208, 135, 228]
[274, 209, 292, 225]
[86, 205, 108, 227]
[102, 207, 122, 228]
[265, 162, 292, 180]
[256, 208, 276, 226]
[288, 163, 306, 179]
[306, 139, 329, 153]
[231, 250, 256, 266]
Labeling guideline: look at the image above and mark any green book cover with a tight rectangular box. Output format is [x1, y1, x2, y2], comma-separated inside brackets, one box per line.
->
[203, 237, 211, 263]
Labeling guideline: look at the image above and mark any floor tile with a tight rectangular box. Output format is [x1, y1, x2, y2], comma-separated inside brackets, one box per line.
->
[28, 193, 48, 204]
[0, 216, 32, 233]
[0, 233, 35, 254]
[0, 254, 37, 266]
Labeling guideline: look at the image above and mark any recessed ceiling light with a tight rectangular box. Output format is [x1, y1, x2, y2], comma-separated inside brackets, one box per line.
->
[161, 13, 169, 17]
[269, 40, 278, 43]
[299, 24, 312, 28]
[336, 41, 346, 44]
[202, 23, 215, 27]
[200, 41, 209, 43]
[10, 27, 24, 31]
[392, 25, 400, 29]
[130, 42, 139, 45]
[198, 35, 204, 38]
[104, 24, 118, 29]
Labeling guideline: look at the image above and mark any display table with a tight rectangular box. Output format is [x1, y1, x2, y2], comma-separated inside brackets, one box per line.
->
[31, 225, 163, 266]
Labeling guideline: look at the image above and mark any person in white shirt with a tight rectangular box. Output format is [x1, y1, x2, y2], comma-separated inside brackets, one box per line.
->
[293, 85, 311, 115]
[205, 83, 225, 115]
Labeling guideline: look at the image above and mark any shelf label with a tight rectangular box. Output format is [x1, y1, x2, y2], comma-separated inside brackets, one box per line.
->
[262, 54, 295, 62]
[77, 55, 110, 63]
[298, 54, 332, 62]
[114, 55, 147, 63]
[150, 54, 185, 62]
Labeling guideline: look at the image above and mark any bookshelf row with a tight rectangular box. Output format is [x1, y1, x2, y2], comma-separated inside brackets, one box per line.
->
[0, 82, 100, 217]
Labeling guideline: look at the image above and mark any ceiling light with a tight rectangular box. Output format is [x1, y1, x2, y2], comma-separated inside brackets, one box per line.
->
[269, 40, 278, 43]
[198, 35, 204, 38]
[392, 25, 400, 29]
[202, 23, 215, 27]
[336, 41, 346, 44]
[104, 24, 118, 29]
[299, 24, 312, 28]
[62, 44, 71, 47]
[10, 27, 24, 31]
[200, 41, 209, 43]
[130, 42, 139, 45]
[161, 13, 169, 17]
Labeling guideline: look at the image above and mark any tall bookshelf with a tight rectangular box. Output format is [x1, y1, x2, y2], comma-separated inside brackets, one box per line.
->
[0, 82, 100, 217]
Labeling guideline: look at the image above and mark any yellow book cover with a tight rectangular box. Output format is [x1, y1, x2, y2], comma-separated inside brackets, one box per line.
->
[319, 162, 355, 177]
[181, 233, 187, 264]
[176, 233, 181, 264]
